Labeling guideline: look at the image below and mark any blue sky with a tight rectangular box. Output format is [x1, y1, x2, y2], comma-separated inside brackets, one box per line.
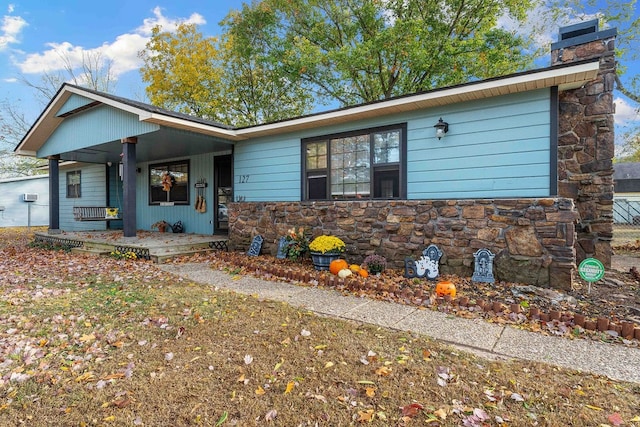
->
[1, 1, 638, 148]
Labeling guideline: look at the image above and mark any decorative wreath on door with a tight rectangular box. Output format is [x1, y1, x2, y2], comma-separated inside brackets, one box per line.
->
[161, 171, 175, 192]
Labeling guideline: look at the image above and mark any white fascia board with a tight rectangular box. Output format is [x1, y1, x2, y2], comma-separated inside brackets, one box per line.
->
[142, 113, 243, 140]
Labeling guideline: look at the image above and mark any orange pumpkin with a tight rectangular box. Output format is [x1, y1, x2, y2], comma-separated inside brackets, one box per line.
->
[358, 269, 369, 278]
[349, 264, 361, 273]
[435, 280, 456, 298]
[329, 259, 349, 275]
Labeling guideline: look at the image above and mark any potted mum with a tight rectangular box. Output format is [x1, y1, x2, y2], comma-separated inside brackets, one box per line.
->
[309, 235, 346, 270]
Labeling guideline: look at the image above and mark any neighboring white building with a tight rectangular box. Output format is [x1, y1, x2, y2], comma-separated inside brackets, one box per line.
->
[0, 175, 49, 227]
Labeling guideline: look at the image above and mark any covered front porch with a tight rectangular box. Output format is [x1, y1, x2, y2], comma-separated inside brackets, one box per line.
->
[33, 230, 228, 263]
[16, 84, 240, 238]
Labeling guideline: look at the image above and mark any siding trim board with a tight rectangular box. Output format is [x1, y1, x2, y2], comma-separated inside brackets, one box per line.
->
[550, 86, 559, 196]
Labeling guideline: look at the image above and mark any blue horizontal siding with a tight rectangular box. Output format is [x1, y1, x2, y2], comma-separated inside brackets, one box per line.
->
[231, 89, 552, 202]
[406, 89, 551, 199]
[135, 151, 231, 234]
[234, 136, 301, 201]
[60, 164, 108, 231]
[0, 176, 49, 227]
[39, 105, 159, 158]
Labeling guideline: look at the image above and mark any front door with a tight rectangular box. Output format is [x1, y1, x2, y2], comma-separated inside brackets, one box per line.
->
[214, 155, 232, 234]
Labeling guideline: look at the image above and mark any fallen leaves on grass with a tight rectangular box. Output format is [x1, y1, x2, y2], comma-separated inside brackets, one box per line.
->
[1, 228, 640, 426]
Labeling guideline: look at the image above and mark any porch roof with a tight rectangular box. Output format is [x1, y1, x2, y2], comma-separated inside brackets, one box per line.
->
[15, 59, 600, 161]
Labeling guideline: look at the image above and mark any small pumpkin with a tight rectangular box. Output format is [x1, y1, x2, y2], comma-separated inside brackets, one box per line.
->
[358, 269, 369, 278]
[349, 264, 361, 273]
[435, 280, 456, 298]
[330, 259, 349, 275]
[338, 268, 353, 279]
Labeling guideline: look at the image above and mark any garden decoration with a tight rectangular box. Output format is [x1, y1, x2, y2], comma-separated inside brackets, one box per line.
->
[362, 254, 387, 275]
[337, 268, 352, 279]
[435, 280, 457, 298]
[172, 221, 184, 233]
[404, 244, 443, 279]
[283, 227, 310, 261]
[329, 259, 349, 275]
[151, 220, 171, 233]
[472, 248, 495, 283]
[247, 235, 263, 257]
[309, 235, 345, 270]
[276, 237, 288, 259]
[194, 179, 207, 213]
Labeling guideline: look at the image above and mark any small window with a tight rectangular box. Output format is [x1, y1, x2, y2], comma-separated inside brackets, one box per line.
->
[149, 160, 190, 205]
[66, 170, 81, 198]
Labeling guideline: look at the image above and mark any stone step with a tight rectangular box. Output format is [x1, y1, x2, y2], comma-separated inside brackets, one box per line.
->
[152, 248, 217, 263]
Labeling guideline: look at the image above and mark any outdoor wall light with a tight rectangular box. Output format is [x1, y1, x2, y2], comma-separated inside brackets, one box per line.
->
[433, 118, 449, 140]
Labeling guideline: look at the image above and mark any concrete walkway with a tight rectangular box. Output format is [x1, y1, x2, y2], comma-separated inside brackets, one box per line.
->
[159, 263, 640, 384]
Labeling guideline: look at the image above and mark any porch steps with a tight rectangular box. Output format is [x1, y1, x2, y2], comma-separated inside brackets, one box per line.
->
[34, 232, 228, 263]
[74, 240, 227, 263]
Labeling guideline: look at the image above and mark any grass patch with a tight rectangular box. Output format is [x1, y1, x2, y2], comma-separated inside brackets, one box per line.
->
[0, 227, 639, 426]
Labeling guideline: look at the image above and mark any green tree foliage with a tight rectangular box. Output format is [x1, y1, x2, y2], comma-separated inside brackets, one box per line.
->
[139, 0, 534, 124]
[261, 0, 534, 106]
[218, 3, 313, 126]
[139, 24, 224, 120]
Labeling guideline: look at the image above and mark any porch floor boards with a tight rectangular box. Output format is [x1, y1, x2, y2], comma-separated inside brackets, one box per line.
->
[34, 230, 228, 263]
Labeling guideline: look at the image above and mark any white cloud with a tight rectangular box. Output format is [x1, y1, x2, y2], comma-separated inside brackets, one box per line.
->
[14, 6, 206, 78]
[0, 14, 27, 51]
[615, 97, 640, 126]
[7, 4, 15, 13]
[497, 3, 602, 59]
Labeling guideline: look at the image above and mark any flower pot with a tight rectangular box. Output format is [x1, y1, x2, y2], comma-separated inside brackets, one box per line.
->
[310, 252, 342, 271]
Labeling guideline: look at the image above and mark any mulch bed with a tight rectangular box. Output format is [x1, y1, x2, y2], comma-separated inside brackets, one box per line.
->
[185, 248, 640, 347]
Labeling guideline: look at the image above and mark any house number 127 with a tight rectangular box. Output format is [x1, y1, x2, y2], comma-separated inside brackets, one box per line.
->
[238, 175, 250, 183]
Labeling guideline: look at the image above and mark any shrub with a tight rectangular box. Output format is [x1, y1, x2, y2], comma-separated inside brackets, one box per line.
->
[363, 254, 387, 274]
[309, 235, 346, 254]
[284, 227, 310, 261]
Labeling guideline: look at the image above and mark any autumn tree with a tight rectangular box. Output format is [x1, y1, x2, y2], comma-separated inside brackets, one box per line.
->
[139, 19, 312, 126]
[139, 24, 224, 120]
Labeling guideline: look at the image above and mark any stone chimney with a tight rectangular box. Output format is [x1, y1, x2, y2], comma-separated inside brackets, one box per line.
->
[552, 20, 617, 268]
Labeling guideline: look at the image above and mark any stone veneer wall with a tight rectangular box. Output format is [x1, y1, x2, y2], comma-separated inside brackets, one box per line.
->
[228, 199, 578, 290]
[552, 35, 616, 267]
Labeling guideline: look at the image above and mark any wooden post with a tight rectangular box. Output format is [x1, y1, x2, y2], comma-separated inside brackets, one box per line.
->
[47, 155, 61, 234]
[121, 137, 137, 237]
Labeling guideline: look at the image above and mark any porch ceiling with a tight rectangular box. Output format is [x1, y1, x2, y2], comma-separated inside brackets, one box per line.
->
[57, 126, 233, 164]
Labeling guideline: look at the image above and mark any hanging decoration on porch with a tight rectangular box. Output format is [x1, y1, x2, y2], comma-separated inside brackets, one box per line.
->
[161, 171, 175, 192]
[195, 179, 207, 213]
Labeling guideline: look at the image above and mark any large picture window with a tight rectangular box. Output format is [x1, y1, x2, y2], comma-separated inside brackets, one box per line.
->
[66, 170, 81, 198]
[149, 160, 190, 205]
[302, 124, 406, 200]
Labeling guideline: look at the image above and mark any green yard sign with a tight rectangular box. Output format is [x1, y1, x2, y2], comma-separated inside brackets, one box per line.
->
[578, 258, 605, 282]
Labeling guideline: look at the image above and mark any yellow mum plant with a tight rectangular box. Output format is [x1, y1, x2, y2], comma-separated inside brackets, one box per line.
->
[309, 235, 346, 254]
